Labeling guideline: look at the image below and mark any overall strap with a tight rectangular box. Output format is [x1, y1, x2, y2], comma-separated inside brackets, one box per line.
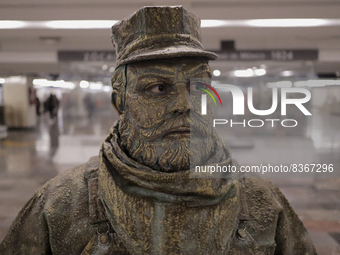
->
[85, 156, 109, 225]
[235, 178, 251, 242]
[84, 156, 116, 249]
[238, 178, 250, 221]
[82, 156, 131, 255]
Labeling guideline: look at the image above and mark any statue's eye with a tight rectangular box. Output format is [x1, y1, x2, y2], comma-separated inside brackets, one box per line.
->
[148, 83, 169, 95]
[155, 84, 165, 92]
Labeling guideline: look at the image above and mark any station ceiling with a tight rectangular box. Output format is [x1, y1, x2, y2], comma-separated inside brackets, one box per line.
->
[1, 0, 340, 79]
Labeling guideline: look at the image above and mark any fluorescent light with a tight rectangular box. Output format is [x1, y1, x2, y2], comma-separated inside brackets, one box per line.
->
[234, 68, 254, 77]
[213, 70, 221, 76]
[45, 20, 117, 29]
[2, 19, 340, 29]
[6, 76, 26, 84]
[33, 79, 75, 89]
[80, 80, 89, 88]
[201, 20, 230, 28]
[0, 20, 26, 29]
[0, 20, 118, 29]
[307, 80, 326, 87]
[254, 68, 266, 76]
[246, 19, 339, 27]
[102, 86, 112, 92]
[202, 19, 340, 28]
[307, 79, 340, 87]
[294, 79, 340, 87]
[233, 67, 265, 77]
[324, 80, 340, 86]
[33, 79, 47, 85]
[89, 82, 103, 90]
[281, 70, 294, 77]
[0, 78, 5, 83]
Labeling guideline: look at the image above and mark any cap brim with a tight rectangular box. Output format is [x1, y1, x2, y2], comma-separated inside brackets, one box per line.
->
[117, 46, 218, 66]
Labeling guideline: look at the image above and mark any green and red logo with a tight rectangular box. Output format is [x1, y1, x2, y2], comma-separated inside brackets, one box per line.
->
[196, 82, 223, 106]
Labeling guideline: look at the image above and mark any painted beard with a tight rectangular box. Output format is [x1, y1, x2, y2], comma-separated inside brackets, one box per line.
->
[118, 111, 217, 172]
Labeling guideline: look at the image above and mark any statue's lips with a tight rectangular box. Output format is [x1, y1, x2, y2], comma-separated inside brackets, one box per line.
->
[163, 126, 191, 139]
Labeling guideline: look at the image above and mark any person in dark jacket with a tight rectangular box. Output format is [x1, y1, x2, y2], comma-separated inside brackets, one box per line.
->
[0, 6, 316, 255]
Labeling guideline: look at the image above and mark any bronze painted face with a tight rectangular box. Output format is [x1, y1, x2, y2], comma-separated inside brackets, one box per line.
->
[118, 57, 217, 172]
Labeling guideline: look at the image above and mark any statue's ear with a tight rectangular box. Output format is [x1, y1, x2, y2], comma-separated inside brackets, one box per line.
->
[111, 85, 125, 115]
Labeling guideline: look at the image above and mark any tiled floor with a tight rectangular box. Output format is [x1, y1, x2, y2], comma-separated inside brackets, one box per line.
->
[0, 109, 339, 254]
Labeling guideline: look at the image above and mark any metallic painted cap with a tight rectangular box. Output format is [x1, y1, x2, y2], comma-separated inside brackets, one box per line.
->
[111, 5, 218, 67]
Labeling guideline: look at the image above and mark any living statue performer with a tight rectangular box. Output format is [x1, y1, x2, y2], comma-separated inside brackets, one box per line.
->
[0, 6, 316, 255]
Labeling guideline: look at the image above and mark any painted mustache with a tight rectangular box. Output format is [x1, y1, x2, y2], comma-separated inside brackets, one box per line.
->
[140, 112, 211, 141]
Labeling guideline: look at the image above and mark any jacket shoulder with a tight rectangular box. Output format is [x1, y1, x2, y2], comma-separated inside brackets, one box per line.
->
[42, 157, 101, 253]
[42, 156, 100, 216]
[0, 157, 101, 255]
[243, 176, 297, 217]
[243, 177, 316, 254]
[242, 177, 283, 229]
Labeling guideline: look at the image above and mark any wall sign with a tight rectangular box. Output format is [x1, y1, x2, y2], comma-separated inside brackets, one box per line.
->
[215, 50, 318, 61]
[58, 51, 115, 62]
[58, 49, 318, 62]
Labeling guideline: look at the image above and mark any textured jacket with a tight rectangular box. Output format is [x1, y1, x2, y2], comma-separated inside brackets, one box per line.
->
[0, 156, 316, 255]
[0, 124, 316, 254]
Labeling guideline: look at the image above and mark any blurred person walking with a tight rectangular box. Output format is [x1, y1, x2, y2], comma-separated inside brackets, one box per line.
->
[84, 93, 95, 120]
[45, 94, 59, 119]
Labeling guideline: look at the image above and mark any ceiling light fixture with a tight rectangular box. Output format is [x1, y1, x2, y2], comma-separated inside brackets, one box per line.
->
[45, 20, 118, 29]
[213, 70, 221, 76]
[0, 20, 118, 29]
[33, 79, 75, 89]
[0, 20, 26, 29]
[254, 69, 266, 76]
[2, 19, 340, 29]
[102, 86, 112, 92]
[294, 79, 340, 87]
[281, 70, 294, 77]
[89, 82, 103, 90]
[234, 69, 254, 77]
[246, 19, 339, 27]
[201, 20, 230, 28]
[79, 80, 89, 88]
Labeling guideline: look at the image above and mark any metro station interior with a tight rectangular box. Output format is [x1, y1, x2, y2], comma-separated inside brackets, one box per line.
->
[0, 1, 340, 254]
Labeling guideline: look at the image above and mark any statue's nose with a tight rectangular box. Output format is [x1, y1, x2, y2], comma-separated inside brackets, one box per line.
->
[169, 82, 191, 115]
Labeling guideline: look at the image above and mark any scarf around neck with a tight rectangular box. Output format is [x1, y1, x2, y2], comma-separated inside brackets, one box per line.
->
[99, 121, 239, 206]
[97, 121, 241, 254]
